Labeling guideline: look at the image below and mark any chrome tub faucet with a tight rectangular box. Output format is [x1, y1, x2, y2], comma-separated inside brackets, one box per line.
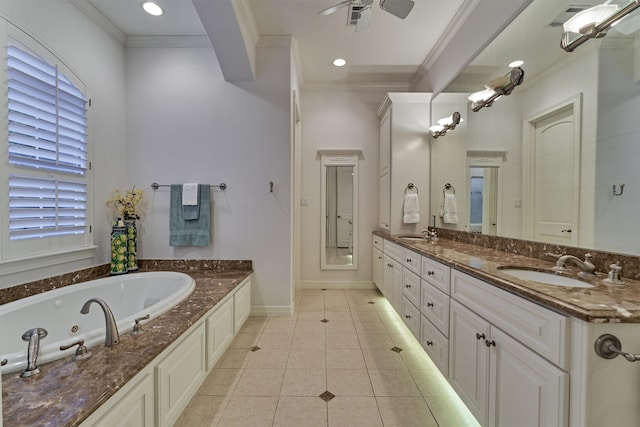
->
[20, 327, 48, 378]
[80, 298, 120, 347]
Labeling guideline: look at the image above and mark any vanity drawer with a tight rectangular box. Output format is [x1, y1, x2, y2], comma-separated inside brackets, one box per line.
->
[403, 268, 421, 308]
[402, 296, 421, 338]
[421, 257, 451, 294]
[421, 315, 449, 376]
[372, 235, 384, 251]
[451, 269, 569, 369]
[421, 280, 450, 337]
[403, 248, 422, 275]
[384, 239, 403, 262]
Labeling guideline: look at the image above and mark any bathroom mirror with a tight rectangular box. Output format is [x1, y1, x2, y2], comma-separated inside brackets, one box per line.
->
[430, 0, 640, 256]
[320, 151, 359, 270]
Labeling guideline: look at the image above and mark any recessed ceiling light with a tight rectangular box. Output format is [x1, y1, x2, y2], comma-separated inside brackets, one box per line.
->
[509, 60, 524, 68]
[333, 58, 346, 67]
[142, 1, 163, 16]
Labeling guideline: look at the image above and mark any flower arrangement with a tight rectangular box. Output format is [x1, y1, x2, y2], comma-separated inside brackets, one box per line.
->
[107, 187, 145, 220]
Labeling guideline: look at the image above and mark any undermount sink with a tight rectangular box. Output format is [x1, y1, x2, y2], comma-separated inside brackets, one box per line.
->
[498, 267, 594, 288]
[398, 235, 425, 241]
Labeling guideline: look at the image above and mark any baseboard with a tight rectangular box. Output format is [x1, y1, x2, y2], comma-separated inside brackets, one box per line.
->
[299, 280, 375, 290]
[250, 305, 294, 316]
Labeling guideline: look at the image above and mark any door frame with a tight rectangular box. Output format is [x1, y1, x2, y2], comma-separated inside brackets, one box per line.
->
[522, 93, 582, 244]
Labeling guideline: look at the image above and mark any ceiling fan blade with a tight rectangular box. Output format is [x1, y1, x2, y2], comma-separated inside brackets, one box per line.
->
[356, 7, 373, 31]
[379, 0, 415, 19]
[319, 0, 352, 16]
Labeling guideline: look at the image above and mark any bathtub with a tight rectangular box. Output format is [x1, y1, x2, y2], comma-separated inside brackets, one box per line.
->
[0, 271, 195, 375]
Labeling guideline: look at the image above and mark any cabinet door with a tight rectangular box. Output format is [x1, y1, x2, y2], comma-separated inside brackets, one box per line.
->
[234, 279, 251, 332]
[449, 300, 490, 426]
[488, 328, 569, 427]
[421, 315, 449, 376]
[373, 246, 383, 290]
[379, 173, 390, 230]
[206, 298, 234, 371]
[402, 268, 421, 308]
[383, 255, 402, 311]
[156, 324, 206, 427]
[402, 296, 420, 337]
[379, 108, 391, 176]
[421, 280, 450, 336]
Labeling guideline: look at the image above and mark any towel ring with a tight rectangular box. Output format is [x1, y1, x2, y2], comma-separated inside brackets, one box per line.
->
[443, 183, 455, 195]
[405, 183, 419, 194]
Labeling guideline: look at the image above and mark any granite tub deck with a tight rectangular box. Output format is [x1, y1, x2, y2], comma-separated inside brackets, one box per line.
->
[378, 231, 640, 323]
[2, 266, 252, 427]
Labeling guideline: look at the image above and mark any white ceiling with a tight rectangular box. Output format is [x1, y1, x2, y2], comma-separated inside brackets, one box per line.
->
[80, 0, 471, 87]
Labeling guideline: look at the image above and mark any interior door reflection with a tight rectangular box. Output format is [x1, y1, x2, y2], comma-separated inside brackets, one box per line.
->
[326, 166, 353, 266]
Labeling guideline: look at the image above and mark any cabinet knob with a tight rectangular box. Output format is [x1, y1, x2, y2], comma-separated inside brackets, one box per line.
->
[378, 256, 382, 260]
[426, 340, 433, 346]
[427, 271, 435, 276]
[427, 302, 434, 307]
[476, 333, 485, 340]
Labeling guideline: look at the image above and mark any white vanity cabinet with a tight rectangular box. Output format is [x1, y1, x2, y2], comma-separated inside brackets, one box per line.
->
[377, 93, 431, 234]
[449, 270, 569, 427]
[372, 236, 384, 290]
[383, 240, 404, 311]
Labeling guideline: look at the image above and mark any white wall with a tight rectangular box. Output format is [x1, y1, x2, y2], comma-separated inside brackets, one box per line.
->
[300, 89, 386, 288]
[125, 41, 294, 313]
[0, 0, 127, 288]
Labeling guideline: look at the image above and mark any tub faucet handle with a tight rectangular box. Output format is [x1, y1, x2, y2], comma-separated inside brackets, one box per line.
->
[132, 314, 151, 335]
[20, 327, 48, 378]
[60, 339, 91, 361]
[1, 358, 7, 366]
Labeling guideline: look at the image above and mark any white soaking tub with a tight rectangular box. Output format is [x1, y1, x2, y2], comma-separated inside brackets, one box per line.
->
[0, 271, 195, 374]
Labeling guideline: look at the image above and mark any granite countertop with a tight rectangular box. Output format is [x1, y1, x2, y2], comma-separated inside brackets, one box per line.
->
[377, 231, 640, 323]
[2, 268, 252, 427]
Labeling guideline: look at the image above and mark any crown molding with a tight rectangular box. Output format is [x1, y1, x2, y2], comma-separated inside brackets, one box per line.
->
[302, 81, 410, 92]
[69, 0, 126, 45]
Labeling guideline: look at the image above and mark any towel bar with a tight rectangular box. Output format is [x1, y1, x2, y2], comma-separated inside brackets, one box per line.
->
[151, 182, 227, 191]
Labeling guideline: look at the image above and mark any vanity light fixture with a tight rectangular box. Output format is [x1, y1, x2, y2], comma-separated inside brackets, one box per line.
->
[468, 67, 525, 112]
[561, 1, 640, 52]
[429, 112, 462, 139]
[142, 1, 163, 16]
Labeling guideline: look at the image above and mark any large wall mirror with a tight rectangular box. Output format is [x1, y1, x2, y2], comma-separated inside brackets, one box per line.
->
[319, 150, 360, 270]
[431, 0, 640, 256]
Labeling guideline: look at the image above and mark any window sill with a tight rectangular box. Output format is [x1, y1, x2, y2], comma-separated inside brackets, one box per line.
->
[0, 246, 97, 277]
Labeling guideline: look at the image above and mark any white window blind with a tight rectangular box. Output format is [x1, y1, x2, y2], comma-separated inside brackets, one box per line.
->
[7, 43, 88, 241]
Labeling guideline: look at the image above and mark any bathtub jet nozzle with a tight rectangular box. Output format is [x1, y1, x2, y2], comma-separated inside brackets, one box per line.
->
[80, 298, 120, 347]
[20, 327, 48, 378]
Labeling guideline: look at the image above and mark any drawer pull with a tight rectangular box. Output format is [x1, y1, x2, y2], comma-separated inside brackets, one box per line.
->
[476, 333, 485, 340]
[485, 340, 496, 347]
[426, 340, 433, 346]
[405, 284, 411, 288]
[387, 263, 393, 268]
[406, 258, 412, 263]
[426, 302, 434, 307]
[405, 314, 411, 319]
[427, 271, 435, 276]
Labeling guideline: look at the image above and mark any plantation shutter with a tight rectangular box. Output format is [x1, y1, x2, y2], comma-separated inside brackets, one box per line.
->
[7, 44, 88, 240]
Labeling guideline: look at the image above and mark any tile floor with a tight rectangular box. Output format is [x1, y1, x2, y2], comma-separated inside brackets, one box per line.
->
[175, 288, 480, 427]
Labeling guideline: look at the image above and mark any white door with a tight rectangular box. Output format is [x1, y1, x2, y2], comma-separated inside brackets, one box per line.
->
[532, 106, 578, 245]
[336, 166, 353, 248]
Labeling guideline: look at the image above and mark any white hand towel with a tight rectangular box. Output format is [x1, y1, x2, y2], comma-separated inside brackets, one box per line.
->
[182, 183, 199, 206]
[442, 193, 458, 224]
[403, 193, 420, 223]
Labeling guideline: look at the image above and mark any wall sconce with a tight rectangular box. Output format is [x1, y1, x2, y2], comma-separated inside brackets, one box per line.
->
[561, 1, 640, 52]
[468, 67, 525, 112]
[429, 112, 462, 138]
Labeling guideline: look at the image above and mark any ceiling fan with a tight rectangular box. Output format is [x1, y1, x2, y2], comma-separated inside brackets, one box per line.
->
[319, 0, 415, 32]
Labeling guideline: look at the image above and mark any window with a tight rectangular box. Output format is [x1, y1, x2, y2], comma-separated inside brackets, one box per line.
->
[3, 37, 92, 263]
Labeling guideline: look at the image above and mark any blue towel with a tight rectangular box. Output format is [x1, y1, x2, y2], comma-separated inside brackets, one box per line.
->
[170, 184, 211, 246]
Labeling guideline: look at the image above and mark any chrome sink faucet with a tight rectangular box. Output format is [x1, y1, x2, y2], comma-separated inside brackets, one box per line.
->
[547, 252, 596, 277]
[81, 298, 120, 347]
[421, 228, 437, 239]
